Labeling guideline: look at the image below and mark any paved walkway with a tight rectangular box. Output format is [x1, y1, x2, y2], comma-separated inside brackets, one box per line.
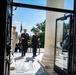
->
[10, 48, 46, 75]
[10, 48, 58, 75]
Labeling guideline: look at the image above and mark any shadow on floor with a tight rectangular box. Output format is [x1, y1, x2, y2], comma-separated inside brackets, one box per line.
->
[14, 56, 23, 60]
[35, 67, 46, 75]
[25, 57, 34, 62]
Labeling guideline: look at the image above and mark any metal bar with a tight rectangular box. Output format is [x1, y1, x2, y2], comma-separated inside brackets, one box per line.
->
[9, 2, 76, 13]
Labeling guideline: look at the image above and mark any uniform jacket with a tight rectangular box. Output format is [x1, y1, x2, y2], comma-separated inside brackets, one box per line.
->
[32, 34, 40, 46]
[62, 33, 69, 50]
[21, 33, 30, 46]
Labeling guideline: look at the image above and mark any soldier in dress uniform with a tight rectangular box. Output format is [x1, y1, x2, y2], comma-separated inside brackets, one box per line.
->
[32, 30, 40, 57]
[21, 29, 30, 57]
[10, 26, 18, 69]
[11, 26, 18, 55]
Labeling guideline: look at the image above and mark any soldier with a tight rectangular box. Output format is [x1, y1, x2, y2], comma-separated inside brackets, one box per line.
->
[62, 28, 70, 52]
[32, 30, 40, 57]
[11, 26, 18, 55]
[10, 26, 18, 69]
[21, 29, 30, 57]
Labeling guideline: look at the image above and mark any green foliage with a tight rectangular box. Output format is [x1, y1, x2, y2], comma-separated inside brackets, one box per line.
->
[28, 35, 32, 45]
[63, 22, 69, 35]
[31, 20, 46, 48]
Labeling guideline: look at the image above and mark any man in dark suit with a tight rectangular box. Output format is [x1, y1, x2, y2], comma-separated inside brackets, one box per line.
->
[32, 30, 40, 57]
[21, 29, 30, 57]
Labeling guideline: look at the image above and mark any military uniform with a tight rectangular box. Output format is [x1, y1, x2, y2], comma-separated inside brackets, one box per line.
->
[21, 33, 30, 56]
[32, 34, 40, 57]
[11, 30, 18, 55]
[62, 33, 69, 52]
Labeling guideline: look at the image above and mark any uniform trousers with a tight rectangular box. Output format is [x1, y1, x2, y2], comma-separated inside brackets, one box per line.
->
[22, 45, 28, 56]
[32, 45, 37, 57]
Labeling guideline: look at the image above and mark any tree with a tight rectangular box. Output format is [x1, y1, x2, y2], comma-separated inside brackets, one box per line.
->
[31, 20, 46, 48]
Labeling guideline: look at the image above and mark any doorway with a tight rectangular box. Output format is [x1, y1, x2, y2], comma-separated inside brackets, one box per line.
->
[4, 0, 76, 74]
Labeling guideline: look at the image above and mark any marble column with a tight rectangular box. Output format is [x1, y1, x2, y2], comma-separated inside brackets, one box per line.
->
[41, 0, 64, 69]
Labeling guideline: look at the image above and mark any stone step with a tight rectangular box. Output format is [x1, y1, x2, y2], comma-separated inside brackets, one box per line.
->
[37, 60, 58, 75]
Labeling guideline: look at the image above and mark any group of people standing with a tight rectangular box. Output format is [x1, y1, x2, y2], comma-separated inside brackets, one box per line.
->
[11, 26, 40, 58]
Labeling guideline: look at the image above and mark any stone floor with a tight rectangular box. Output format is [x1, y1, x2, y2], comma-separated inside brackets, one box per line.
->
[10, 48, 58, 75]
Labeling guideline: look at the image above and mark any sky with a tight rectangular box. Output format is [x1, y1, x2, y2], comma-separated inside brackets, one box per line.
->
[12, 0, 74, 36]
